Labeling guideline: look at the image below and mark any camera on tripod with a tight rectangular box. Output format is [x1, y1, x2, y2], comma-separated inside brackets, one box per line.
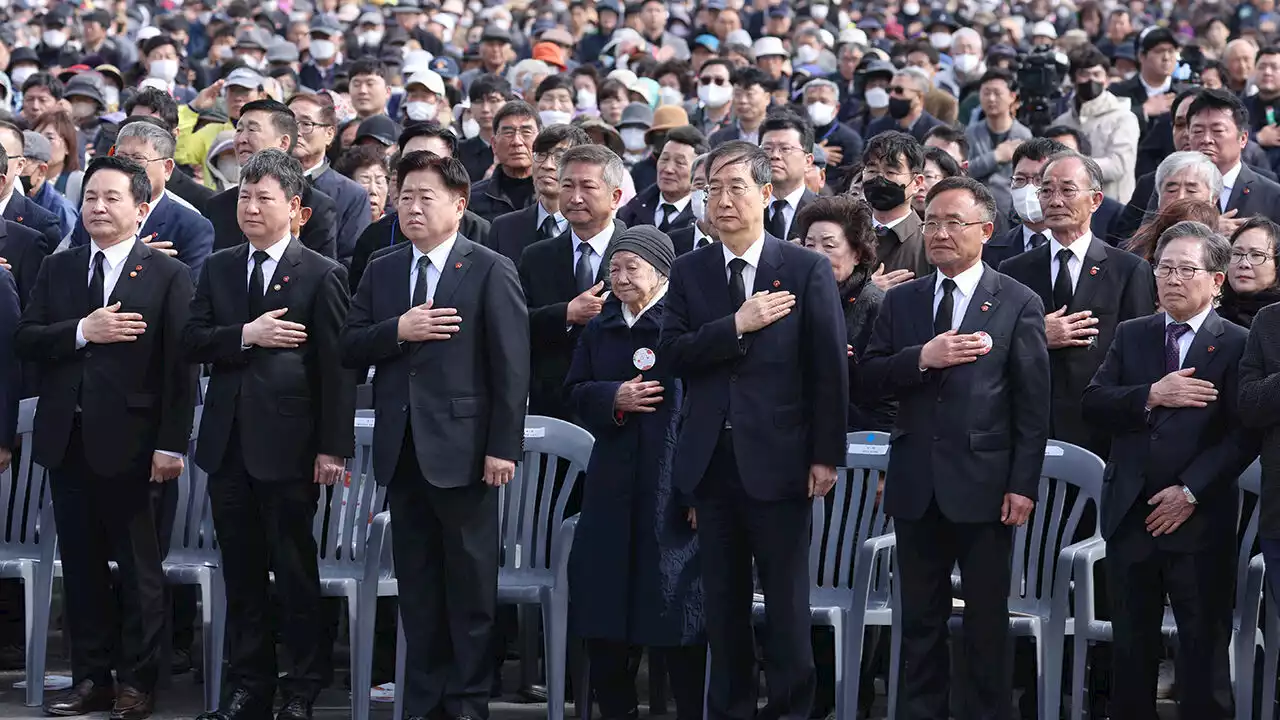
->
[1013, 44, 1069, 136]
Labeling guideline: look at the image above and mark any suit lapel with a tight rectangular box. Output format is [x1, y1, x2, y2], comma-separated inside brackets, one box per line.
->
[262, 238, 303, 311]
[1023, 244, 1055, 311]
[431, 236, 475, 307]
[139, 195, 168, 242]
[108, 240, 154, 308]
[913, 273, 937, 346]
[1229, 165, 1256, 214]
[1181, 310, 1226, 378]
[553, 230, 577, 299]
[1067, 237, 1109, 313]
[702, 238, 733, 320]
[391, 243, 412, 314]
[956, 264, 1001, 335]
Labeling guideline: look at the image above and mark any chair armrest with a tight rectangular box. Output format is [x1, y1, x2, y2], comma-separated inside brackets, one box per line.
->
[552, 514, 579, 590]
[1048, 536, 1104, 628]
[851, 532, 896, 609]
[362, 510, 393, 584]
[1238, 553, 1266, 638]
[1070, 537, 1108, 626]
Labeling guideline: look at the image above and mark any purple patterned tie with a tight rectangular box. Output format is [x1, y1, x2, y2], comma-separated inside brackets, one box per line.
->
[1165, 322, 1191, 374]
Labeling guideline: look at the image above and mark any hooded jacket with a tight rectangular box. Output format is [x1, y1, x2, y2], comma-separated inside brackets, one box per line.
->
[1052, 90, 1141, 204]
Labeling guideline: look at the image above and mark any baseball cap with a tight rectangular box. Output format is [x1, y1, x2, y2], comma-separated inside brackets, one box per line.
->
[403, 50, 434, 75]
[267, 38, 300, 63]
[532, 42, 567, 69]
[22, 130, 50, 163]
[406, 70, 446, 96]
[1030, 20, 1057, 39]
[355, 115, 402, 146]
[225, 67, 267, 89]
[429, 56, 459, 79]
[692, 34, 720, 52]
[480, 24, 512, 43]
[1139, 27, 1179, 54]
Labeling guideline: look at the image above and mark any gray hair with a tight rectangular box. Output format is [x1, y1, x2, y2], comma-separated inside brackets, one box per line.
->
[952, 27, 983, 48]
[896, 66, 933, 94]
[558, 144, 626, 190]
[239, 148, 306, 201]
[706, 140, 772, 187]
[1155, 220, 1232, 273]
[508, 59, 551, 95]
[118, 120, 177, 159]
[691, 152, 708, 183]
[1154, 151, 1223, 204]
[1041, 150, 1104, 191]
[802, 78, 839, 99]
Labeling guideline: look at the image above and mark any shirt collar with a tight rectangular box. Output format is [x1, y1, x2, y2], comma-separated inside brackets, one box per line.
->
[572, 223, 614, 257]
[874, 210, 911, 231]
[91, 235, 137, 268]
[1140, 75, 1173, 96]
[412, 234, 457, 270]
[694, 225, 713, 246]
[536, 203, 564, 228]
[1022, 225, 1053, 247]
[1049, 231, 1092, 264]
[621, 283, 669, 327]
[722, 233, 766, 269]
[251, 235, 291, 264]
[1222, 162, 1243, 189]
[776, 185, 807, 211]
[935, 260, 984, 298]
[1166, 305, 1213, 334]
[659, 193, 692, 213]
[306, 160, 327, 178]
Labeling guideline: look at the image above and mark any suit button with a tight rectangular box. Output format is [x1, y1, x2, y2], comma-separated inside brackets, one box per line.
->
[401, 404, 408, 412]
[1150, 432, 1159, 441]
[936, 396, 943, 402]
[84, 351, 92, 358]
[409, 369, 417, 377]
[730, 373, 738, 382]
[933, 435, 940, 441]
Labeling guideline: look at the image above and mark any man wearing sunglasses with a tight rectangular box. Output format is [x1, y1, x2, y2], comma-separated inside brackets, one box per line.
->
[865, 67, 945, 143]
[688, 58, 734, 138]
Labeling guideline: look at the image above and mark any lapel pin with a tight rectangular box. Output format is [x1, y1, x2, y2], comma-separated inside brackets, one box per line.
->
[1244, 187, 1251, 195]
[1208, 345, 1216, 353]
[135, 264, 143, 271]
[282, 276, 290, 283]
[1089, 266, 1099, 276]
[14, 216, 21, 222]
[772, 280, 781, 288]
[981, 301, 991, 312]
[273, 284, 282, 291]
[455, 262, 463, 269]
[129, 271, 137, 277]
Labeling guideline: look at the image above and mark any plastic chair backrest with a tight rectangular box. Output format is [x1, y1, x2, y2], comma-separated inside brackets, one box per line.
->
[0, 399, 47, 555]
[810, 431, 893, 594]
[500, 416, 593, 576]
[165, 406, 219, 564]
[313, 420, 383, 572]
[1235, 460, 1262, 617]
[1009, 441, 1105, 609]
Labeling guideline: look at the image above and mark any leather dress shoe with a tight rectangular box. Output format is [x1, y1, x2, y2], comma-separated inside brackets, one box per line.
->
[43, 678, 115, 716]
[275, 695, 313, 720]
[109, 685, 153, 720]
[195, 688, 271, 720]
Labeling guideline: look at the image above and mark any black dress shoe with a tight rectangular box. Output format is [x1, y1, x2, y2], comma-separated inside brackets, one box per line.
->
[196, 688, 271, 720]
[43, 679, 115, 716]
[170, 647, 193, 675]
[109, 685, 153, 720]
[275, 696, 313, 720]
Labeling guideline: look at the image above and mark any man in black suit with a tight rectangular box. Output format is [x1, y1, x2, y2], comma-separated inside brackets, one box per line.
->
[860, 177, 1051, 720]
[0, 147, 50, 307]
[342, 151, 528, 720]
[207, 100, 339, 259]
[660, 140, 847, 719]
[458, 75, 513, 182]
[348, 122, 493, 293]
[468, 101, 541, 223]
[1081, 221, 1258, 720]
[669, 153, 718, 255]
[184, 149, 355, 720]
[288, 93, 372, 267]
[1000, 152, 1155, 453]
[757, 112, 819, 242]
[982, 138, 1071, 268]
[1040, 126, 1127, 242]
[487, 124, 592, 264]
[0, 121, 62, 253]
[518, 144, 627, 421]
[617, 125, 707, 233]
[1106, 29, 1178, 140]
[16, 156, 197, 720]
[1189, 89, 1280, 225]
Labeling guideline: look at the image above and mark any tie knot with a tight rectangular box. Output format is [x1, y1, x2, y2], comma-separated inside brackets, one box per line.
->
[92, 249, 104, 265]
[876, 225, 893, 238]
[1167, 322, 1191, 341]
[940, 277, 956, 293]
[251, 250, 269, 264]
[1031, 233, 1048, 248]
[773, 199, 788, 211]
[417, 254, 432, 269]
[1056, 248, 1073, 264]
[578, 241, 593, 256]
[728, 258, 747, 274]
[662, 203, 676, 213]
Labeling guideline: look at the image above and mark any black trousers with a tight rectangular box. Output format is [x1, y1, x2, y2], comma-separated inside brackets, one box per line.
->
[587, 640, 706, 720]
[48, 423, 167, 692]
[207, 428, 324, 703]
[894, 500, 1014, 720]
[1108, 509, 1235, 720]
[696, 430, 814, 720]
[389, 431, 498, 719]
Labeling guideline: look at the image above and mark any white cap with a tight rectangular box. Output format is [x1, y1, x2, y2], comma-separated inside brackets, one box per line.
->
[403, 49, 434, 75]
[838, 27, 868, 46]
[431, 13, 457, 31]
[1031, 20, 1057, 39]
[725, 29, 752, 47]
[607, 68, 640, 89]
[136, 26, 162, 42]
[602, 27, 644, 55]
[753, 36, 787, 57]
[406, 70, 446, 96]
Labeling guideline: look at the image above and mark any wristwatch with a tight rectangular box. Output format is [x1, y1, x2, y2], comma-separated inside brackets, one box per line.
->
[1181, 485, 1198, 505]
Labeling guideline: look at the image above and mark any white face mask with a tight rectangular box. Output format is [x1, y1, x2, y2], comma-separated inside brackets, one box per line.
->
[1011, 184, 1043, 223]
[806, 101, 837, 127]
[215, 45, 234, 61]
[698, 82, 732, 108]
[795, 44, 819, 65]
[691, 188, 708, 222]
[462, 117, 481, 138]
[10, 66, 35, 86]
[658, 86, 683, 106]
[864, 86, 890, 109]
[953, 53, 980, 75]
[406, 101, 435, 121]
[620, 127, 648, 152]
[42, 29, 67, 48]
[310, 39, 337, 61]
[576, 88, 597, 109]
[539, 109, 573, 126]
[929, 32, 952, 50]
[149, 58, 179, 82]
[360, 29, 384, 46]
[810, 4, 829, 20]
[903, 2, 920, 14]
[238, 53, 266, 70]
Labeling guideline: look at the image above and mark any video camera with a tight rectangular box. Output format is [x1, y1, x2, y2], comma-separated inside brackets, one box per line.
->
[1013, 45, 1069, 136]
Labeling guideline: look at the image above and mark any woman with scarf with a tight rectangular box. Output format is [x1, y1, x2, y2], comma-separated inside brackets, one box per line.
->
[1221, 216, 1280, 328]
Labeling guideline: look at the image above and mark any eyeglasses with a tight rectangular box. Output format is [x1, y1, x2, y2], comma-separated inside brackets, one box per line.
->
[699, 76, 728, 86]
[761, 143, 803, 156]
[923, 220, 986, 235]
[1154, 265, 1211, 279]
[1011, 176, 1039, 189]
[496, 126, 537, 141]
[533, 148, 567, 163]
[297, 119, 333, 133]
[1231, 250, 1273, 266]
[1036, 185, 1097, 201]
[707, 183, 755, 197]
[113, 153, 164, 165]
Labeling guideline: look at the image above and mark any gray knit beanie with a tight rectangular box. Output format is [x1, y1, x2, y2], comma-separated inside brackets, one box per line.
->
[609, 224, 677, 277]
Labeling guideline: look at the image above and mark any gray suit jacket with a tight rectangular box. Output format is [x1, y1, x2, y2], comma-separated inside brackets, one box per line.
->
[312, 163, 372, 266]
[965, 119, 1033, 224]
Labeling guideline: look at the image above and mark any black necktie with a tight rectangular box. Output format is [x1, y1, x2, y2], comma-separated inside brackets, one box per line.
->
[766, 199, 788, 238]
[575, 242, 595, 293]
[1030, 232, 1048, 249]
[696, 236, 711, 249]
[934, 278, 955, 335]
[539, 214, 558, 241]
[88, 250, 105, 310]
[728, 258, 747, 310]
[659, 203, 677, 232]
[248, 250, 268, 317]
[1053, 248, 1074, 311]
[411, 255, 431, 307]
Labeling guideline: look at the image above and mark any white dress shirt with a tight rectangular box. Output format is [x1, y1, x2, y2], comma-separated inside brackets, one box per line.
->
[1220, 163, 1243, 212]
[722, 233, 766, 297]
[1022, 226, 1053, 253]
[693, 225, 714, 249]
[75, 236, 138, 349]
[572, 224, 614, 281]
[536, 204, 567, 238]
[1141, 75, 1173, 97]
[1048, 232, 1092, 295]
[621, 284, 669, 327]
[770, 185, 807, 238]
[0, 180, 24, 218]
[245, 235, 291, 295]
[1167, 305, 1213, 368]
[873, 209, 911, 233]
[932, 261, 985, 331]
[654, 193, 692, 227]
[408, 235, 457, 303]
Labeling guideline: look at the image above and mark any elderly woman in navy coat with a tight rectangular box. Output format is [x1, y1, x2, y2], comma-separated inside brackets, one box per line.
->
[565, 225, 706, 720]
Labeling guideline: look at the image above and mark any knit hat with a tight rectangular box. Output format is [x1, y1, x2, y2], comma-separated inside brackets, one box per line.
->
[610, 225, 676, 278]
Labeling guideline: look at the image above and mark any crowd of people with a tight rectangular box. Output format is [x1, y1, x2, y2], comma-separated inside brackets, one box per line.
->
[2, 0, 1280, 720]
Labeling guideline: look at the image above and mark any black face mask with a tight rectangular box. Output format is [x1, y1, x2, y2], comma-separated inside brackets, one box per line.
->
[888, 96, 913, 119]
[863, 175, 908, 211]
[1075, 80, 1104, 104]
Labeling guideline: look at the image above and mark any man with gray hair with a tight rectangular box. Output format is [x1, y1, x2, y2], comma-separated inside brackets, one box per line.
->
[21, 130, 76, 238]
[1154, 151, 1225, 210]
[70, 118, 215, 281]
[518, 144, 627, 420]
[669, 152, 718, 255]
[1083, 220, 1259, 720]
[800, 77, 864, 193]
[865, 67, 946, 143]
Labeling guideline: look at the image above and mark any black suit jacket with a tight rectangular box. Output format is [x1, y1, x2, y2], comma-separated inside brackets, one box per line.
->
[0, 218, 48, 308]
[668, 225, 715, 256]
[15, 241, 197, 476]
[659, 235, 848, 502]
[1225, 163, 1280, 224]
[981, 225, 1029, 268]
[518, 221, 626, 420]
[167, 169, 215, 215]
[617, 185, 695, 232]
[349, 211, 491, 293]
[860, 265, 1051, 523]
[209, 184, 338, 259]
[341, 236, 529, 488]
[488, 203, 550, 264]
[4, 191, 61, 254]
[766, 188, 819, 241]
[183, 239, 356, 480]
[998, 237, 1155, 452]
[459, 135, 494, 182]
[1082, 311, 1258, 546]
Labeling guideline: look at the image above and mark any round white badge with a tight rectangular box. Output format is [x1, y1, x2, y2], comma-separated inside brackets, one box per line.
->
[633, 347, 656, 371]
[976, 331, 993, 355]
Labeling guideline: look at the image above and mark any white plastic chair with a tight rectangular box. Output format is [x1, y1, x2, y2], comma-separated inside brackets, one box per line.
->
[1229, 462, 1265, 720]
